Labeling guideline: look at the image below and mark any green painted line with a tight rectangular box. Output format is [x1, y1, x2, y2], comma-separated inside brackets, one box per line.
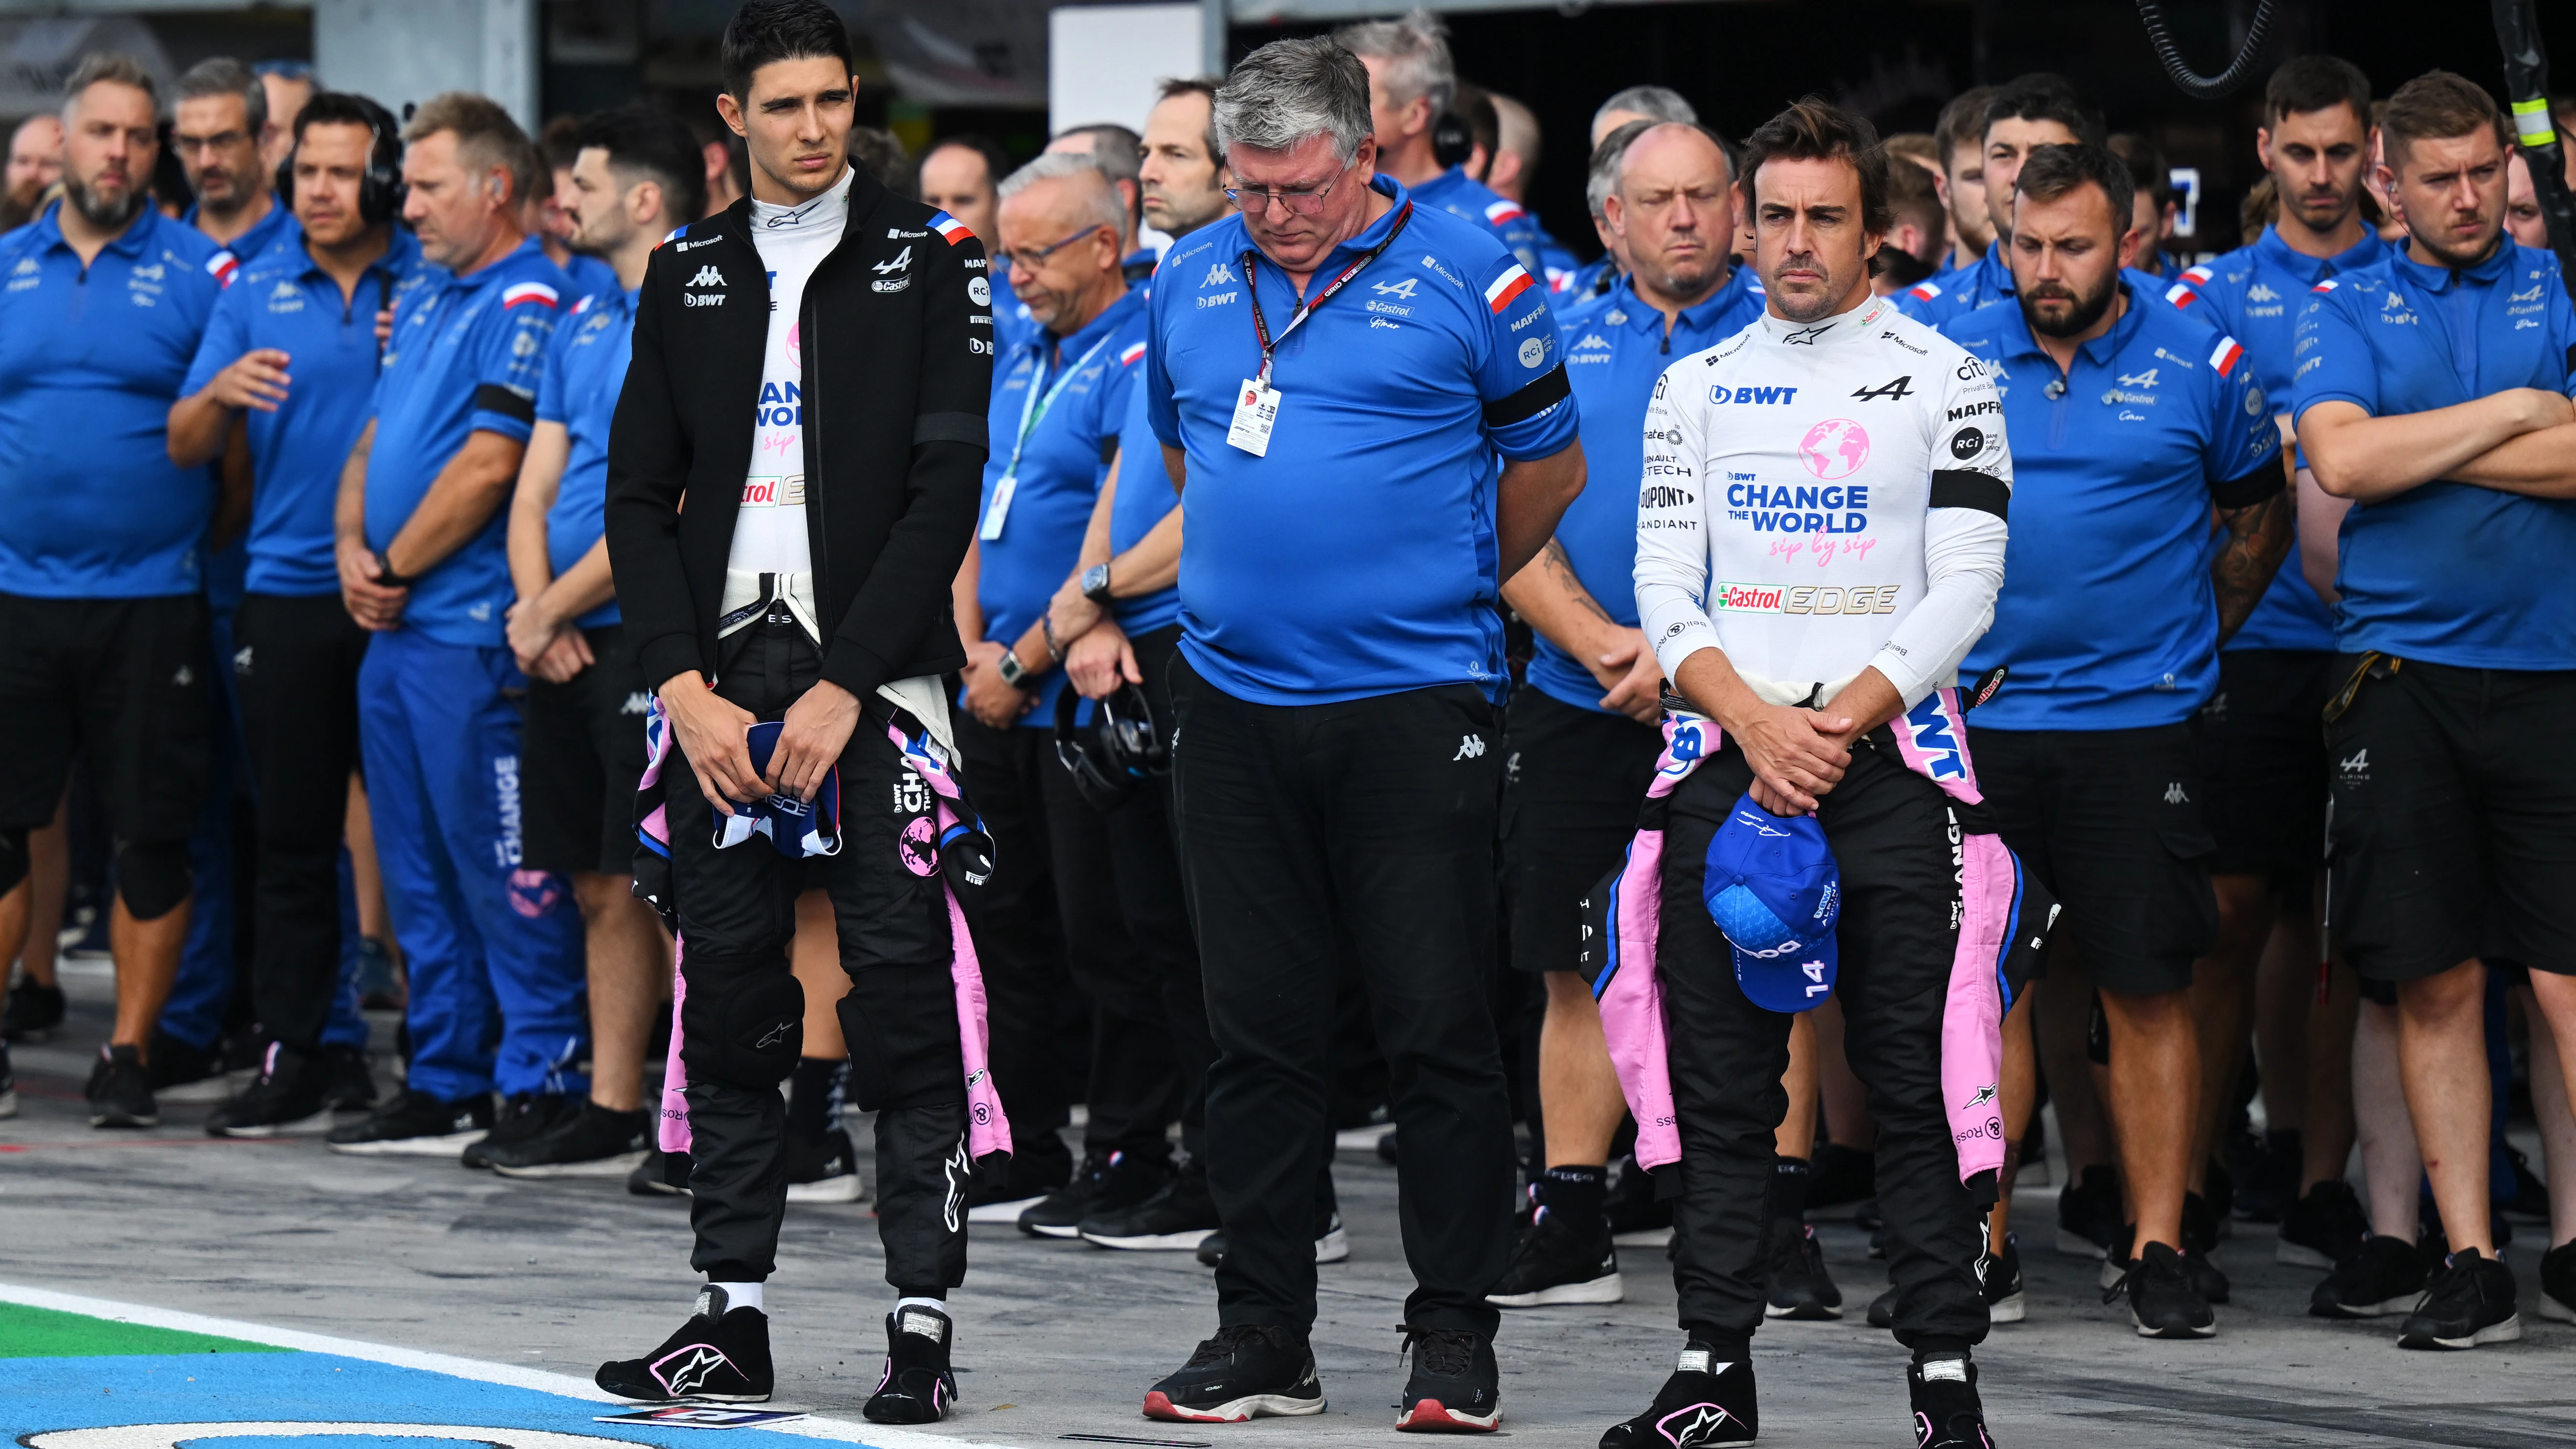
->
[0, 1302, 291, 1359]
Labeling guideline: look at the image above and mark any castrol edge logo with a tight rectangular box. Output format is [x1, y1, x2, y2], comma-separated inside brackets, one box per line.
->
[1710, 581, 1785, 613]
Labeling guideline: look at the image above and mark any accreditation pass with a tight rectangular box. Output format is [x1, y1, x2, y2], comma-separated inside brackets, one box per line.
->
[1227, 378, 1281, 456]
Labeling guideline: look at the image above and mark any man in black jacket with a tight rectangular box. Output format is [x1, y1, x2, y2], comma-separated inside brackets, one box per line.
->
[594, 0, 992, 1421]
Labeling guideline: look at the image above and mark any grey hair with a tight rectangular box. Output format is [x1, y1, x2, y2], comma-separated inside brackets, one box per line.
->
[61, 52, 158, 118]
[1053, 122, 1142, 224]
[1586, 118, 1653, 219]
[999, 151, 1128, 236]
[1332, 9, 1453, 117]
[1212, 38, 1373, 167]
[1591, 85, 1696, 135]
[177, 56, 266, 133]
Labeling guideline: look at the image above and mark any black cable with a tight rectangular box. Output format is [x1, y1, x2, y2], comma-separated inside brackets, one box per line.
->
[2492, 0, 2576, 289]
[2134, 0, 2278, 100]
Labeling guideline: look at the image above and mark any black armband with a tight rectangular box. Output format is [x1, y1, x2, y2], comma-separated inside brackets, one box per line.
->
[2209, 458, 2286, 510]
[1928, 469, 2010, 519]
[1483, 364, 1571, 430]
[472, 383, 536, 426]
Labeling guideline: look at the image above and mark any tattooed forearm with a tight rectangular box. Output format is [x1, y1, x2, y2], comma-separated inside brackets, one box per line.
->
[2211, 489, 2293, 645]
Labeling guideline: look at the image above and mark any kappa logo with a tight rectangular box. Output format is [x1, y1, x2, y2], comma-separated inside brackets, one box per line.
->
[2164, 781, 2190, 804]
[173, 664, 193, 687]
[686, 265, 725, 287]
[620, 692, 653, 715]
[1202, 260, 1236, 287]
[1574, 333, 1612, 350]
[232, 646, 253, 676]
[2248, 282, 2281, 303]
[1453, 735, 1487, 761]
[874, 245, 912, 275]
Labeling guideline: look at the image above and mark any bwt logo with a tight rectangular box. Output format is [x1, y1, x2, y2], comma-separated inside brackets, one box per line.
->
[1710, 385, 1799, 404]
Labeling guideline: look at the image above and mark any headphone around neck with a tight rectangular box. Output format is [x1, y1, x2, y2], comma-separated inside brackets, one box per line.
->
[276, 98, 406, 228]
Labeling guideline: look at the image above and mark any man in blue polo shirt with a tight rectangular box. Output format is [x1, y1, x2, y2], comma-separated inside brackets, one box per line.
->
[321, 91, 585, 1161]
[1945, 142, 2289, 1341]
[0, 54, 225, 1131]
[1484, 119, 1763, 1315]
[486, 104, 704, 1179]
[2293, 70, 2576, 1353]
[175, 58, 293, 284]
[949, 154, 1155, 1230]
[1135, 37, 1581, 1431]
[1335, 12, 1545, 281]
[171, 90, 419, 1136]
[1895, 75, 2098, 329]
[2161, 54, 2385, 1269]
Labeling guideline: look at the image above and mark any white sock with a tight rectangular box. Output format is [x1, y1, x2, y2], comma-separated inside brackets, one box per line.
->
[709, 1280, 763, 1314]
[895, 1295, 944, 1315]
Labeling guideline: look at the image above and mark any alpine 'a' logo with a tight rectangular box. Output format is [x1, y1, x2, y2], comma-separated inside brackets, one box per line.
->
[653, 1344, 733, 1396]
[874, 245, 912, 275]
[1851, 375, 1913, 401]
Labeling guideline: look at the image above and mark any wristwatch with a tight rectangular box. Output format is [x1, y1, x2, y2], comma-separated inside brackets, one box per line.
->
[995, 649, 1031, 690]
[1081, 562, 1114, 606]
[373, 549, 411, 588]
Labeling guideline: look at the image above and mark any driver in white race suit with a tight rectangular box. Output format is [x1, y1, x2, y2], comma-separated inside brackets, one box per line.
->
[1601, 98, 2016, 1449]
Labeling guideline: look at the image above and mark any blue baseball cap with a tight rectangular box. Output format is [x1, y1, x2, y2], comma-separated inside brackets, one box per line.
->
[1703, 792, 1840, 1013]
[712, 721, 843, 859]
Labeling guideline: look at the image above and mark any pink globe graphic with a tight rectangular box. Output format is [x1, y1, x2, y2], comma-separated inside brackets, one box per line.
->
[1798, 418, 1871, 480]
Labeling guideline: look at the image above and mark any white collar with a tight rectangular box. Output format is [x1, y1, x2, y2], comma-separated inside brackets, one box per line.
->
[750, 166, 855, 232]
[1758, 293, 1894, 347]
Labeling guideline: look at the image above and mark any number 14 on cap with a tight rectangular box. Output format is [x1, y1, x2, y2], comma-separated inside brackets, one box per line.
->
[1227, 378, 1281, 456]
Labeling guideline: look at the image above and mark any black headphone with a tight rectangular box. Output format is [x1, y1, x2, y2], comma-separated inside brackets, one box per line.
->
[1432, 109, 1475, 171]
[1053, 682, 1169, 813]
[276, 96, 405, 227]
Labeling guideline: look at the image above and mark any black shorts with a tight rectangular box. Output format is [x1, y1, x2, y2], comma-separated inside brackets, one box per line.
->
[0, 592, 211, 842]
[1968, 721, 2217, 997]
[522, 624, 651, 876]
[1501, 688, 1661, 975]
[2326, 656, 2576, 984]
[2198, 649, 2331, 887]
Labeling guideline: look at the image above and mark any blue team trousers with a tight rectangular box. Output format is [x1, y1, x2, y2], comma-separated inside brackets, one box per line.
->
[357, 627, 585, 1100]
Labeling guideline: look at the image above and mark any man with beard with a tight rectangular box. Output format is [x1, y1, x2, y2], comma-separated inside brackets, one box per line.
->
[1034, 75, 1239, 1254]
[0, 54, 226, 1129]
[1896, 76, 2098, 327]
[1925, 88, 1994, 280]
[1482, 120, 1762, 1314]
[176, 59, 291, 280]
[2161, 54, 2384, 1278]
[2294, 69, 2576, 1351]
[0, 113, 63, 232]
[1944, 141, 2290, 1339]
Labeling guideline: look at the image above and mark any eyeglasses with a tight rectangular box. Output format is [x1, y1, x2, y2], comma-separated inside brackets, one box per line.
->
[995, 225, 1108, 273]
[173, 130, 252, 155]
[1222, 174, 1342, 216]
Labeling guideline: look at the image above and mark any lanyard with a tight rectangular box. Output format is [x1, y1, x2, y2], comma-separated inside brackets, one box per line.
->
[1002, 327, 1119, 479]
[1241, 199, 1413, 388]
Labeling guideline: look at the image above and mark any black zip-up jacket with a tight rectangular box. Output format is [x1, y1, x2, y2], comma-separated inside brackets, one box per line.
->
[605, 168, 993, 703]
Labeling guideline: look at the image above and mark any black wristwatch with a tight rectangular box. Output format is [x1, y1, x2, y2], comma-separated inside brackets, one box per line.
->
[996, 649, 1031, 690]
[373, 549, 412, 588]
[1081, 562, 1114, 606]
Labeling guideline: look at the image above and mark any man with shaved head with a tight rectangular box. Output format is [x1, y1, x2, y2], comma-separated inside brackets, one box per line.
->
[951, 151, 1161, 1234]
[1488, 119, 1765, 1315]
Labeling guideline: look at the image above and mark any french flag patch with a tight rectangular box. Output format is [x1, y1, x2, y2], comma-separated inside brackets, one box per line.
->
[1906, 279, 1943, 302]
[2312, 278, 2340, 293]
[1119, 341, 1147, 367]
[206, 251, 240, 288]
[2182, 264, 2213, 285]
[2209, 335, 2245, 377]
[1483, 198, 1527, 225]
[502, 281, 560, 310]
[929, 211, 975, 245]
[2165, 281, 2199, 308]
[1484, 263, 1535, 314]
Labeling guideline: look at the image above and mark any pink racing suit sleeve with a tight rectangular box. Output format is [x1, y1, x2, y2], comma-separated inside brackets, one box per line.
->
[888, 718, 1015, 1175]
[659, 934, 691, 1155]
[1591, 714, 1721, 1177]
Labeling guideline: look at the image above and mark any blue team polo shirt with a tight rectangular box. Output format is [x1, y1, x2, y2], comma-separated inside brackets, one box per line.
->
[183, 222, 423, 598]
[973, 285, 1150, 727]
[1147, 176, 1579, 705]
[1894, 240, 2013, 329]
[533, 284, 638, 630]
[1413, 165, 1547, 282]
[193, 198, 294, 290]
[1106, 362, 1182, 637]
[365, 235, 567, 648]
[1537, 268, 1765, 713]
[2168, 225, 2388, 653]
[559, 250, 619, 306]
[0, 203, 221, 597]
[2291, 240, 2576, 670]
[1947, 272, 2283, 729]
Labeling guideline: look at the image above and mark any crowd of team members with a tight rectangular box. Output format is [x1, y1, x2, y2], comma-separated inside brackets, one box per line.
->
[2, 0, 2576, 1442]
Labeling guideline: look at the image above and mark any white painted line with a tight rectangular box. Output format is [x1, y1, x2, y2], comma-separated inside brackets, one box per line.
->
[0, 1282, 1014, 1449]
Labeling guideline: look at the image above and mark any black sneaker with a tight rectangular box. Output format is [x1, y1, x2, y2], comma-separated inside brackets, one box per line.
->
[1188, 1211, 1347, 1268]
[0, 1038, 17, 1119]
[865, 1302, 959, 1423]
[1195, 1229, 1227, 1269]
[488, 1100, 651, 1179]
[146, 1030, 239, 1104]
[1395, 1324, 1499, 1432]
[1761, 1219, 1842, 1320]
[967, 1146, 1069, 1223]
[325, 1087, 494, 1156]
[1081, 1162, 1220, 1250]
[1605, 1155, 1674, 1246]
[628, 1146, 693, 1198]
[2107, 1240, 2216, 1339]
[2501, 1145, 2551, 1223]
[205, 1045, 330, 1137]
[596, 1285, 773, 1401]
[1599, 1342, 1755, 1449]
[1018, 1148, 1124, 1238]
[1142, 1324, 1325, 1423]
[1866, 1283, 1896, 1329]
[2056, 1164, 2120, 1259]
[2398, 1247, 2521, 1349]
[2235, 1130, 2300, 1224]
[2276, 1179, 2368, 1269]
[86, 1044, 157, 1128]
[784, 1125, 865, 1203]
[2538, 1239, 2576, 1324]
[2181, 1188, 2226, 1254]
[1907, 1358, 1989, 1449]
[321, 1044, 378, 1113]
[2100, 1223, 2228, 1304]
[1983, 1230, 2026, 1324]
[463, 1093, 577, 1169]
[3, 977, 65, 1040]
[2310, 1233, 2429, 1318]
[1487, 1208, 1621, 1307]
